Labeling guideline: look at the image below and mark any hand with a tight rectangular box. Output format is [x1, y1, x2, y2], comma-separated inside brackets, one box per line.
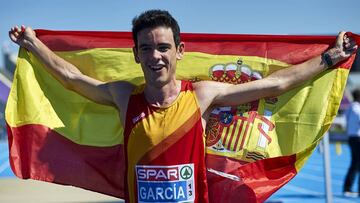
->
[325, 31, 358, 67]
[9, 25, 36, 49]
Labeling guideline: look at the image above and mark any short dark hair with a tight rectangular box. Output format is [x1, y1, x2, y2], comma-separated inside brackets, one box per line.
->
[352, 89, 360, 101]
[132, 10, 181, 48]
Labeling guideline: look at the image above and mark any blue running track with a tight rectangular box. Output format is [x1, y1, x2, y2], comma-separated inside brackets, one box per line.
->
[268, 142, 360, 203]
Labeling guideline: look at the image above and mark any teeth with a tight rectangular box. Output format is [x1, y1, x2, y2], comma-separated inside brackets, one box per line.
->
[150, 65, 164, 71]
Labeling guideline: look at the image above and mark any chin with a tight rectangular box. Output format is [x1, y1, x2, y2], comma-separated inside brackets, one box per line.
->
[151, 77, 171, 87]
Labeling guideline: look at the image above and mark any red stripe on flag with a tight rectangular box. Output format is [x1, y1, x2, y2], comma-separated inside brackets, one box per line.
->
[222, 126, 231, 150]
[206, 153, 297, 203]
[6, 123, 125, 198]
[234, 120, 245, 152]
[227, 120, 238, 151]
[35, 29, 360, 66]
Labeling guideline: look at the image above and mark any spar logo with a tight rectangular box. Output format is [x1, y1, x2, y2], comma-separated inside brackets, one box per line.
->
[180, 165, 192, 180]
[136, 164, 195, 203]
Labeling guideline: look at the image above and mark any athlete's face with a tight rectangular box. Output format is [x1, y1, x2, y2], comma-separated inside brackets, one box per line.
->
[133, 26, 184, 87]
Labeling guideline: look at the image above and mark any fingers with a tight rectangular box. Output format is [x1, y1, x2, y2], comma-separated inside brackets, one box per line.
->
[9, 26, 19, 41]
[9, 25, 28, 44]
[10, 26, 22, 37]
[346, 44, 358, 55]
[344, 34, 358, 55]
[327, 31, 358, 65]
[8, 31, 17, 42]
[10, 25, 28, 33]
[336, 31, 346, 47]
[335, 31, 358, 56]
[344, 39, 356, 50]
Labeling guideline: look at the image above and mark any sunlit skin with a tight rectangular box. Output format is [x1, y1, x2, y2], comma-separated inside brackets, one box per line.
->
[133, 27, 185, 107]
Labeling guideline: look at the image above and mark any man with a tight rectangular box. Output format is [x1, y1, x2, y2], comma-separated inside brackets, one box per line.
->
[9, 9, 357, 203]
[344, 89, 360, 198]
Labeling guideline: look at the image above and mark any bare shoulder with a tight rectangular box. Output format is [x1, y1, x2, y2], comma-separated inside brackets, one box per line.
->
[192, 80, 233, 114]
[108, 80, 136, 90]
[107, 80, 136, 125]
[107, 80, 136, 109]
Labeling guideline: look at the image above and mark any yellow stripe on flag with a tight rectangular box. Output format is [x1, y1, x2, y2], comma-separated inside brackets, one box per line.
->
[6, 47, 290, 147]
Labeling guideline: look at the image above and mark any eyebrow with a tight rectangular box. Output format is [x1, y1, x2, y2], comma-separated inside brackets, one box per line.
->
[139, 43, 151, 49]
[157, 43, 172, 48]
[138, 43, 172, 49]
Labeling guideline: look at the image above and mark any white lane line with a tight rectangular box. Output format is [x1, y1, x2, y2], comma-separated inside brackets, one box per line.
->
[0, 152, 9, 162]
[0, 161, 10, 174]
[306, 159, 349, 167]
[296, 173, 343, 186]
[302, 163, 348, 175]
[282, 184, 323, 196]
[282, 184, 358, 203]
[0, 73, 12, 88]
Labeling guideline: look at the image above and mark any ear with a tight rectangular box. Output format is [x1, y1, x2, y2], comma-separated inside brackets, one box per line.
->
[132, 46, 140, 64]
[176, 42, 185, 60]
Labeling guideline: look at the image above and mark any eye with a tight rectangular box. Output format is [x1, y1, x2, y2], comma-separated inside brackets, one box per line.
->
[140, 46, 151, 52]
[158, 45, 171, 52]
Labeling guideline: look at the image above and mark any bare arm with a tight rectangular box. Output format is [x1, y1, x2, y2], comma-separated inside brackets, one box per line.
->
[9, 26, 133, 107]
[195, 32, 358, 113]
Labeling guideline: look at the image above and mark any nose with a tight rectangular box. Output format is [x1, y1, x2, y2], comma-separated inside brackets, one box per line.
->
[151, 49, 162, 60]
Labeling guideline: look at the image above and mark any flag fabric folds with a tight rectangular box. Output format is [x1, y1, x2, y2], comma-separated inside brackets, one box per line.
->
[5, 30, 360, 202]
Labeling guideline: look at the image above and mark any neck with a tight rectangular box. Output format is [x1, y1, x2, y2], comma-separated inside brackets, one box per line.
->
[144, 79, 181, 107]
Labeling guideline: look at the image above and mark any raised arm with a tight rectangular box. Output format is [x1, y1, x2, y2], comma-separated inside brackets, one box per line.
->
[194, 32, 358, 114]
[9, 26, 133, 107]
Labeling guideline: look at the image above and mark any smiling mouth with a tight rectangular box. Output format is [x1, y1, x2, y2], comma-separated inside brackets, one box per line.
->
[149, 65, 165, 71]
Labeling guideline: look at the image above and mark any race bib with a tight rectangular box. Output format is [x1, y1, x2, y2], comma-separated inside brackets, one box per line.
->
[136, 164, 195, 202]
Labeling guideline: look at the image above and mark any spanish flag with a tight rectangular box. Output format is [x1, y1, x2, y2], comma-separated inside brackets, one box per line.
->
[5, 30, 360, 202]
